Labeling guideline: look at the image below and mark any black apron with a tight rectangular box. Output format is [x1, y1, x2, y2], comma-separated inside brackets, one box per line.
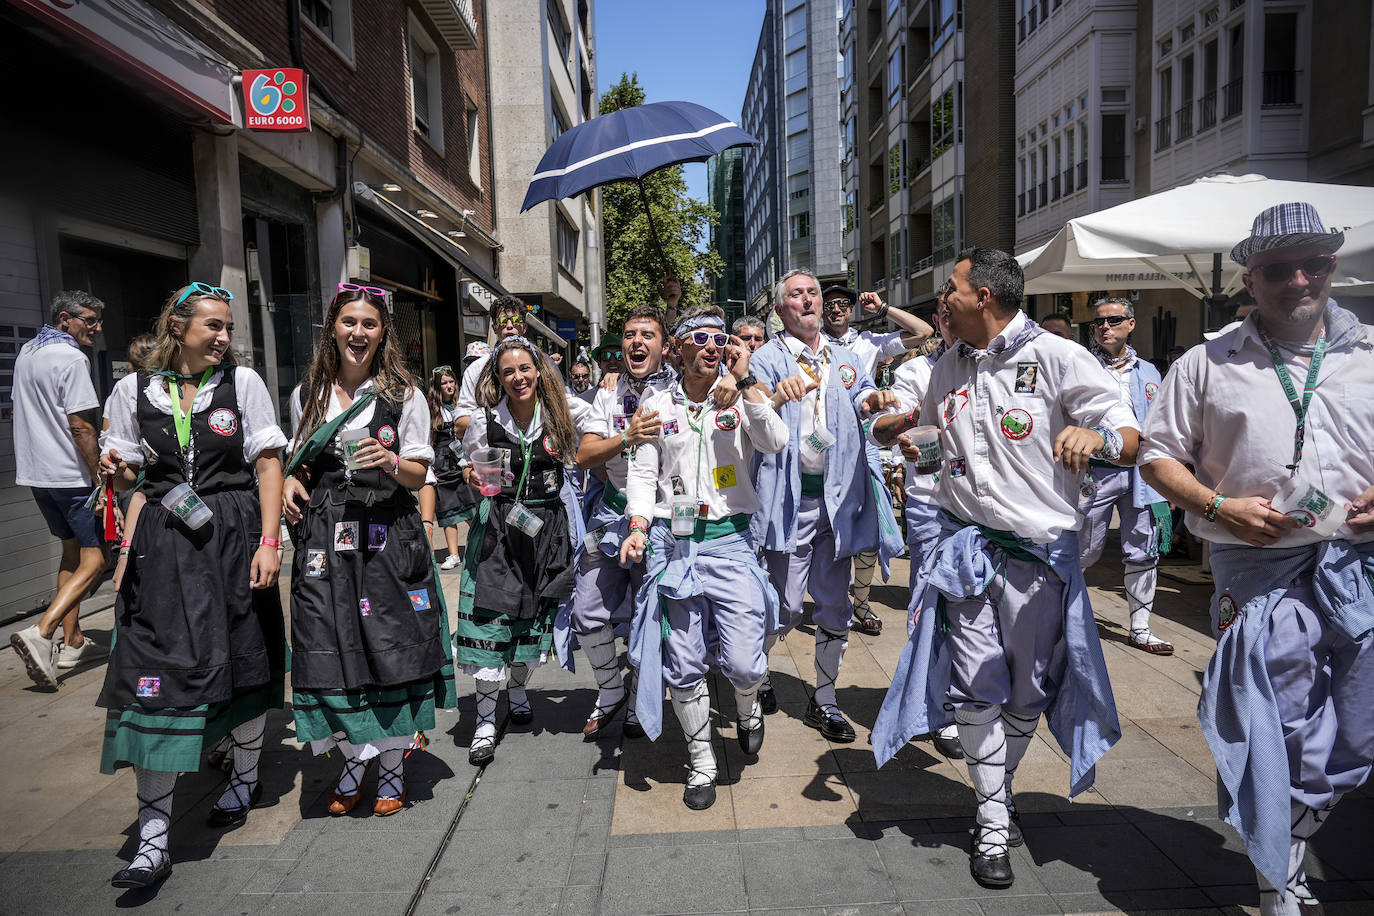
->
[432, 404, 476, 522]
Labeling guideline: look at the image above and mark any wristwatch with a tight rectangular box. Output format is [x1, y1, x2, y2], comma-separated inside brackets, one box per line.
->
[735, 373, 758, 391]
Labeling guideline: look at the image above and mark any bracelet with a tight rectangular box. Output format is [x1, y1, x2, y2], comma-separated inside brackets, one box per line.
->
[875, 304, 890, 321]
[423, 519, 435, 527]
[620, 431, 630, 452]
[1089, 425, 1123, 462]
[389, 451, 400, 475]
[119, 539, 131, 549]
[260, 536, 281, 548]
[1203, 492, 1226, 522]
[628, 521, 648, 535]
[119, 547, 131, 557]
[735, 373, 758, 391]
[903, 406, 921, 429]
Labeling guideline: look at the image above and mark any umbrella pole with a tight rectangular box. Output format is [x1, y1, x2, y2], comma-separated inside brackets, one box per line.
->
[636, 177, 671, 278]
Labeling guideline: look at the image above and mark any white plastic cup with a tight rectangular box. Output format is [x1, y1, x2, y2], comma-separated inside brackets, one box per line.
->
[470, 447, 505, 497]
[340, 427, 369, 470]
[909, 425, 942, 474]
[670, 494, 697, 536]
[162, 482, 212, 529]
[1272, 478, 1345, 537]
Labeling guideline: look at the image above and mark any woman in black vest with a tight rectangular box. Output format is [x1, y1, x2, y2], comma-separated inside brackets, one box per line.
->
[283, 285, 456, 819]
[99, 283, 288, 889]
[426, 365, 474, 567]
[456, 336, 581, 766]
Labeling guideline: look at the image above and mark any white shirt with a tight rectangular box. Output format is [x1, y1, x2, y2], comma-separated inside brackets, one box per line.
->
[12, 338, 100, 488]
[586, 373, 676, 491]
[625, 386, 789, 522]
[880, 352, 938, 503]
[288, 379, 434, 463]
[919, 311, 1139, 543]
[460, 398, 594, 484]
[455, 354, 490, 416]
[825, 327, 909, 378]
[103, 366, 288, 467]
[780, 333, 833, 474]
[1140, 312, 1374, 547]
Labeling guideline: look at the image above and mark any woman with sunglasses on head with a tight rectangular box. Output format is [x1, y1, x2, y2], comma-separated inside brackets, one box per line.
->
[98, 283, 288, 889]
[456, 335, 587, 766]
[426, 364, 472, 569]
[282, 283, 456, 818]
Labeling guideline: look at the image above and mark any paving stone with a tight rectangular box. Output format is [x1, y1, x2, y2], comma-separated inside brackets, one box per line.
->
[425, 823, 579, 894]
[741, 838, 896, 909]
[253, 892, 414, 915]
[876, 830, 1051, 901]
[1019, 822, 1191, 893]
[1128, 811, 1254, 887]
[415, 886, 563, 916]
[968, 894, 1062, 916]
[271, 829, 446, 894]
[601, 843, 744, 916]
[453, 776, 589, 829]
[560, 883, 603, 915]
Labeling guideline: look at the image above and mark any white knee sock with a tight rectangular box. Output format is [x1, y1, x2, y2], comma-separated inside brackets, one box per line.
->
[376, 748, 404, 800]
[733, 677, 763, 733]
[580, 625, 625, 718]
[472, 678, 500, 749]
[1125, 564, 1165, 643]
[131, 767, 177, 871]
[813, 628, 848, 712]
[215, 714, 265, 811]
[1000, 710, 1039, 814]
[669, 681, 716, 788]
[508, 662, 533, 717]
[850, 550, 877, 608]
[956, 706, 1009, 857]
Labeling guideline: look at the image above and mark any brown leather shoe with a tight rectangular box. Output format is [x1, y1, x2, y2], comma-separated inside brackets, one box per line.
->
[328, 787, 365, 816]
[373, 784, 406, 817]
[582, 692, 628, 740]
[1127, 631, 1174, 656]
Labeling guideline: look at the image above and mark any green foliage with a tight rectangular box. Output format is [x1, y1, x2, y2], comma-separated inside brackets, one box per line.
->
[598, 73, 725, 329]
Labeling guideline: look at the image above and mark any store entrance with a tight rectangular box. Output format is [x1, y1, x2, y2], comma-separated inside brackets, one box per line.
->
[244, 215, 316, 425]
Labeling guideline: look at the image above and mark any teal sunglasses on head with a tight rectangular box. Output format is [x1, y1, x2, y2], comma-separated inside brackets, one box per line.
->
[175, 282, 234, 306]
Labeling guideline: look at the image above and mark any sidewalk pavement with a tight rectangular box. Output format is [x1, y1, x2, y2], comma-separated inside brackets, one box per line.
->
[0, 540, 1370, 916]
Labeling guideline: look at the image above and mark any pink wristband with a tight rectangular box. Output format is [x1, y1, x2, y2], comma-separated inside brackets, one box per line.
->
[260, 536, 281, 548]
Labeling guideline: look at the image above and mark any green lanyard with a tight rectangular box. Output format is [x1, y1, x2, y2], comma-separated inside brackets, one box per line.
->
[1255, 320, 1327, 473]
[512, 403, 540, 502]
[682, 388, 709, 510]
[164, 369, 214, 451]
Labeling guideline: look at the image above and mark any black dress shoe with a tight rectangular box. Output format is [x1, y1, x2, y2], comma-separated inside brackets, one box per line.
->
[206, 782, 263, 829]
[932, 731, 965, 760]
[683, 782, 716, 810]
[969, 827, 1015, 888]
[758, 685, 777, 715]
[1008, 812, 1023, 848]
[737, 718, 765, 755]
[509, 708, 534, 726]
[622, 720, 646, 739]
[111, 857, 172, 889]
[803, 699, 856, 742]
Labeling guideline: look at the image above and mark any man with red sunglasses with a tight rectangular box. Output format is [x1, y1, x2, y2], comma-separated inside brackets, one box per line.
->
[1141, 202, 1374, 916]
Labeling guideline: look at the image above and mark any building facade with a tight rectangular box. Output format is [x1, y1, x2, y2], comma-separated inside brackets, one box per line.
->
[742, 4, 782, 311]
[707, 148, 749, 324]
[486, 0, 604, 349]
[0, 0, 515, 619]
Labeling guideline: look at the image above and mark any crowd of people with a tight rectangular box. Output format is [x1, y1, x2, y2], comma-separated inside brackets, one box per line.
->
[7, 202, 1371, 916]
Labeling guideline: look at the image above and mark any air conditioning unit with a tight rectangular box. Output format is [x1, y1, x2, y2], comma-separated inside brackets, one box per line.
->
[1133, 116, 1147, 133]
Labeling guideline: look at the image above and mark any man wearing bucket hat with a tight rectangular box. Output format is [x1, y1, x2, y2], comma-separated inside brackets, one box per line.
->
[821, 284, 933, 637]
[1141, 203, 1374, 916]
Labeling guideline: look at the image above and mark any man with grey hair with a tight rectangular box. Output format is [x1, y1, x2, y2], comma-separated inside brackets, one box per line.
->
[1078, 296, 1173, 654]
[732, 316, 767, 353]
[10, 290, 109, 689]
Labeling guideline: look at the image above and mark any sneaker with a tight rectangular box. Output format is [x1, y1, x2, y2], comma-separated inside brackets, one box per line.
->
[439, 554, 461, 570]
[10, 625, 58, 688]
[56, 636, 109, 670]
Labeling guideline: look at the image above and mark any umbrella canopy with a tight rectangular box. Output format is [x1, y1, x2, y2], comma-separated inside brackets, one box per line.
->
[1021, 174, 1374, 298]
[520, 101, 758, 212]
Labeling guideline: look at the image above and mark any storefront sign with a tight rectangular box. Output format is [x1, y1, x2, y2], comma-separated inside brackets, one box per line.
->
[243, 68, 311, 132]
[555, 319, 578, 341]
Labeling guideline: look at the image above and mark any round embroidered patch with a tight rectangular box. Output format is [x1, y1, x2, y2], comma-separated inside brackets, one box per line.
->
[999, 408, 1034, 441]
[1217, 593, 1239, 631]
[1145, 382, 1159, 401]
[378, 425, 397, 447]
[838, 364, 857, 388]
[543, 434, 560, 457]
[207, 408, 238, 437]
[1285, 509, 1318, 529]
[715, 407, 741, 431]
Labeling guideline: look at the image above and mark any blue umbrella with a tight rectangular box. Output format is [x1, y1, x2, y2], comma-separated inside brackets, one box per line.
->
[521, 101, 758, 271]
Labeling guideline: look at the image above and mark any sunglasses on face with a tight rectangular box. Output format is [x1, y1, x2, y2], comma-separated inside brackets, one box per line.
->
[687, 331, 728, 347]
[495, 316, 526, 328]
[63, 312, 102, 328]
[1090, 315, 1129, 328]
[571, 373, 590, 381]
[1253, 254, 1337, 283]
[601, 351, 622, 361]
[338, 282, 387, 297]
[823, 299, 853, 311]
[175, 282, 234, 307]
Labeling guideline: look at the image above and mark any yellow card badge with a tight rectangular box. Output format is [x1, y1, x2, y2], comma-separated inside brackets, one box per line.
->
[713, 464, 737, 489]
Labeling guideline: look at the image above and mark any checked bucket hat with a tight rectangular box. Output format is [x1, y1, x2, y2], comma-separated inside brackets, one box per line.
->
[1230, 202, 1345, 265]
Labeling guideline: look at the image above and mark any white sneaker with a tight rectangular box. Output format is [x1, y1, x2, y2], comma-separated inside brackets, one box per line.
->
[10, 625, 58, 688]
[439, 554, 461, 570]
[56, 636, 109, 670]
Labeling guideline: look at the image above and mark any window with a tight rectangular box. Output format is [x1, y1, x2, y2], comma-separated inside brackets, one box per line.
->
[551, 100, 571, 142]
[786, 91, 808, 134]
[1064, 126, 1074, 191]
[844, 190, 856, 234]
[1262, 12, 1298, 105]
[548, 0, 571, 64]
[1178, 54, 1195, 139]
[886, 0, 901, 20]
[1156, 68, 1173, 149]
[1101, 112, 1126, 181]
[1225, 24, 1244, 118]
[931, 85, 958, 158]
[465, 99, 481, 187]
[843, 116, 856, 160]
[890, 226, 903, 279]
[932, 0, 958, 50]
[932, 196, 956, 263]
[409, 17, 443, 149]
[786, 49, 807, 80]
[1200, 38, 1219, 129]
[301, 0, 354, 59]
[790, 211, 810, 240]
[556, 210, 578, 273]
[1181, 23, 1195, 42]
[785, 6, 806, 38]
[843, 46, 854, 91]
[887, 46, 905, 108]
[888, 142, 905, 195]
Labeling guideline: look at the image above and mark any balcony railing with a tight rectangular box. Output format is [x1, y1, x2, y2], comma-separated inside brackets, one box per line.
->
[1101, 156, 1127, 183]
[1077, 161, 1087, 186]
[1027, 6, 1037, 33]
[1062, 167, 1073, 195]
[1025, 190, 1036, 213]
[1223, 77, 1243, 120]
[1018, 16, 1026, 43]
[1039, 0, 1048, 20]
[1262, 70, 1298, 106]
[1038, 181, 1048, 208]
[418, 0, 478, 50]
[874, 278, 887, 292]
[1051, 174, 1061, 200]
[1018, 194, 1025, 217]
[1198, 90, 1217, 130]
[911, 256, 934, 275]
[1155, 115, 1171, 150]
[1176, 104, 1194, 141]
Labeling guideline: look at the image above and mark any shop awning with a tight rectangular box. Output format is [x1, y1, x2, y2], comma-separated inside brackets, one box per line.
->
[354, 184, 505, 297]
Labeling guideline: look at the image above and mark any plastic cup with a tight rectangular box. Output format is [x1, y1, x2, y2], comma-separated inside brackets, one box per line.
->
[670, 494, 697, 536]
[162, 482, 212, 529]
[340, 427, 369, 470]
[470, 447, 505, 497]
[909, 425, 942, 474]
[1271, 478, 1344, 537]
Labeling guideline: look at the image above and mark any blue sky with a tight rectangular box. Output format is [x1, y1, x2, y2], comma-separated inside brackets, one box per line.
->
[594, 0, 765, 207]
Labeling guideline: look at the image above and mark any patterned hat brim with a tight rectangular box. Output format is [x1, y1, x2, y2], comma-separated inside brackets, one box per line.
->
[1230, 230, 1344, 265]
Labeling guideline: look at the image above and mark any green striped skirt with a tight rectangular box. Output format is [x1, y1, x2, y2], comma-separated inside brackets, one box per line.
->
[454, 603, 556, 671]
[100, 679, 284, 775]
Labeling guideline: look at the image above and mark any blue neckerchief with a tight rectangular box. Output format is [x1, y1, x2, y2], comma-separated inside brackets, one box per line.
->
[872, 512, 1121, 799]
[19, 325, 79, 355]
[1200, 539, 1374, 892]
[824, 327, 860, 348]
[626, 521, 779, 740]
[1091, 343, 1137, 372]
[957, 317, 1044, 359]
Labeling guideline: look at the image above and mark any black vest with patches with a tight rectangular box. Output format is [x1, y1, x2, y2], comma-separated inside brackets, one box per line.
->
[137, 370, 253, 501]
[305, 394, 411, 507]
[486, 408, 564, 505]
